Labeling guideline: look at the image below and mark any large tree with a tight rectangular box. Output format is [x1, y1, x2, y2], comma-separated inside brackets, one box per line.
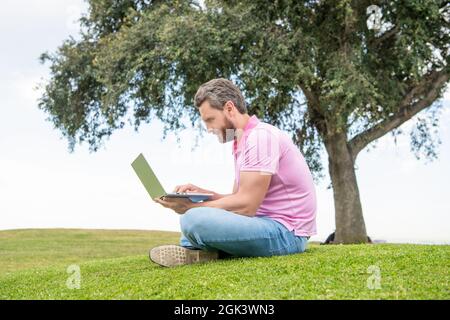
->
[39, 0, 450, 243]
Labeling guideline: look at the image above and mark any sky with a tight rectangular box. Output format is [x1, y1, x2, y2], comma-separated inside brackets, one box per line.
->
[0, 0, 449, 244]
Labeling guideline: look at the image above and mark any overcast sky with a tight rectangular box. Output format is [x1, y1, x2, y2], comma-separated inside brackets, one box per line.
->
[1, 0, 449, 244]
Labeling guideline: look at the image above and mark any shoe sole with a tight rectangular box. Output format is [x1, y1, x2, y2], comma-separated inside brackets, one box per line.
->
[149, 245, 219, 267]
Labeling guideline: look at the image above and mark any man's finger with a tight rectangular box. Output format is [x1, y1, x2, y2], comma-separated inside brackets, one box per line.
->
[174, 186, 188, 193]
[180, 186, 197, 193]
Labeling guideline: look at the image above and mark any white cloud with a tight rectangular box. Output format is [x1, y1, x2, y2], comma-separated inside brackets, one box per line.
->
[0, 0, 87, 29]
[6, 72, 43, 105]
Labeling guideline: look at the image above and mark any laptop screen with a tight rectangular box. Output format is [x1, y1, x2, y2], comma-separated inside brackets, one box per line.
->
[131, 153, 166, 199]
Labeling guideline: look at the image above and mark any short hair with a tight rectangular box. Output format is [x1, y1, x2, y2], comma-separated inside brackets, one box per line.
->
[194, 78, 247, 114]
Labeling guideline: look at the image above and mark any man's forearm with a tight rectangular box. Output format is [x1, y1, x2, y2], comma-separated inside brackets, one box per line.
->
[210, 192, 232, 201]
[205, 180, 237, 201]
[191, 193, 255, 217]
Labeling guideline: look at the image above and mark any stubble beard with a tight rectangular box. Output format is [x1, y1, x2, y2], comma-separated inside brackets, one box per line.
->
[219, 118, 236, 143]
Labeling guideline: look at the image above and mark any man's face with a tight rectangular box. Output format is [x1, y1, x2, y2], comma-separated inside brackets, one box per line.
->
[199, 100, 235, 143]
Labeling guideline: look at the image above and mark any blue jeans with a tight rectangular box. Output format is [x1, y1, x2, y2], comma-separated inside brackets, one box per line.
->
[179, 207, 309, 257]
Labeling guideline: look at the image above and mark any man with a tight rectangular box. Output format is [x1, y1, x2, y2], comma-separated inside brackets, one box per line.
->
[152, 78, 317, 267]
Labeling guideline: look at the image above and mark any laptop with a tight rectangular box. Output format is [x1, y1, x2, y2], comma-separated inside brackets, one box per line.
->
[131, 153, 213, 203]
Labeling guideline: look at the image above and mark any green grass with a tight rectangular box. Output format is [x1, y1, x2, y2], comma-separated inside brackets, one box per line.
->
[0, 229, 448, 299]
[0, 228, 180, 275]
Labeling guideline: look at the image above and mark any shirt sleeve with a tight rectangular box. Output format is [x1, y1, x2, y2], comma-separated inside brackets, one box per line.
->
[240, 128, 280, 174]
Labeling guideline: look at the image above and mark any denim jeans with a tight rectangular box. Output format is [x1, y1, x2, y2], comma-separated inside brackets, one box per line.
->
[179, 207, 309, 257]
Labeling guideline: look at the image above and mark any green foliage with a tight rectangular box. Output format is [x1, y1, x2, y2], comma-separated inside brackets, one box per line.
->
[0, 229, 449, 299]
[39, 0, 450, 177]
[409, 103, 442, 161]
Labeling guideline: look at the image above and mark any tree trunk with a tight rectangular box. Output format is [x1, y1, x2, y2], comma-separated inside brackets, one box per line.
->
[325, 132, 368, 244]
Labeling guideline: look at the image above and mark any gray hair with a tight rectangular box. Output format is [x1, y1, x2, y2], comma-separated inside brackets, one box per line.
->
[194, 78, 247, 114]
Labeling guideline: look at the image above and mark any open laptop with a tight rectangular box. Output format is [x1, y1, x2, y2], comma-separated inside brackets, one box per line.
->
[131, 153, 213, 203]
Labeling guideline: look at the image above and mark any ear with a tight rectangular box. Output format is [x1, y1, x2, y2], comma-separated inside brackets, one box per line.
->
[224, 101, 235, 114]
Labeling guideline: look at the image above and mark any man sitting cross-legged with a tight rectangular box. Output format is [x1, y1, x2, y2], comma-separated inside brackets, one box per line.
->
[152, 78, 317, 267]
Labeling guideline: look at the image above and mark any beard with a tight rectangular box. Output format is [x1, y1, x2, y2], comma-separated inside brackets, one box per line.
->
[218, 118, 236, 143]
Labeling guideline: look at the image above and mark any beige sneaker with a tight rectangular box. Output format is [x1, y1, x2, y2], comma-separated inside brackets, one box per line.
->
[149, 245, 219, 267]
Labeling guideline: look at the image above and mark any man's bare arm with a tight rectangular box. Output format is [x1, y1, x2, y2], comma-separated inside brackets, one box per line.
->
[192, 172, 272, 217]
[174, 182, 238, 201]
[209, 180, 238, 200]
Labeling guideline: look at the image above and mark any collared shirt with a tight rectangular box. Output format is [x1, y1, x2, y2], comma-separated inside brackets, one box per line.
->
[232, 115, 317, 237]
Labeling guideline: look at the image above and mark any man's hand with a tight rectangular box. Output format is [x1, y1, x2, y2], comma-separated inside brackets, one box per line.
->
[153, 196, 197, 214]
[173, 183, 209, 194]
[173, 183, 224, 200]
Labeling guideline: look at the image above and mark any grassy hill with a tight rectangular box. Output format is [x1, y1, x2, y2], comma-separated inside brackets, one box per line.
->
[0, 229, 448, 299]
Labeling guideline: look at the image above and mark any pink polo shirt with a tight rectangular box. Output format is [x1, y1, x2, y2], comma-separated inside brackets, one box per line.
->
[233, 115, 317, 237]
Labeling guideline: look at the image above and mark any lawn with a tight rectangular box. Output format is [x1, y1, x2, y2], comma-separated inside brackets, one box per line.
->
[0, 229, 448, 299]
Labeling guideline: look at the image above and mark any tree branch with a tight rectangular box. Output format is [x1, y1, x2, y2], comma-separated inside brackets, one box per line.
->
[298, 83, 328, 137]
[368, 25, 399, 48]
[348, 69, 450, 160]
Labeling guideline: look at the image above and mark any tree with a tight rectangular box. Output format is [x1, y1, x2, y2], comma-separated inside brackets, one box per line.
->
[38, 0, 450, 243]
